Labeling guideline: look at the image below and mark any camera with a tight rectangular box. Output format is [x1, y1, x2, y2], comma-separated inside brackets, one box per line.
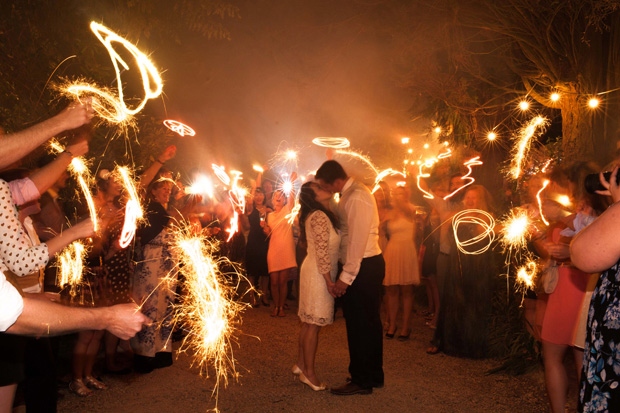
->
[584, 171, 620, 194]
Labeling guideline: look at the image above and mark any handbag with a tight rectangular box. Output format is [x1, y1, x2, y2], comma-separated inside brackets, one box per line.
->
[542, 259, 559, 294]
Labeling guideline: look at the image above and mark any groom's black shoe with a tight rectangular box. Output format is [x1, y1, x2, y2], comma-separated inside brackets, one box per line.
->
[346, 376, 384, 389]
[330, 382, 373, 395]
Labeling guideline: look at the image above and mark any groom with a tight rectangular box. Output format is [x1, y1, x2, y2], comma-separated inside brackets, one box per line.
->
[315, 160, 385, 395]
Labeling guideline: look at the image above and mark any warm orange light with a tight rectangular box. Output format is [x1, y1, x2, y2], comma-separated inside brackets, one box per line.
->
[487, 132, 497, 141]
[588, 98, 600, 108]
[401, 137, 410, 144]
[550, 93, 560, 102]
[519, 101, 530, 111]
[434, 127, 441, 133]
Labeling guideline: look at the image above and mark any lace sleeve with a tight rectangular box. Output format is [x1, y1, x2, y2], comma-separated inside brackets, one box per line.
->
[308, 211, 332, 274]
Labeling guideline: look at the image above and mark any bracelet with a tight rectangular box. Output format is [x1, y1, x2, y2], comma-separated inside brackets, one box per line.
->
[62, 150, 73, 158]
[155, 158, 165, 165]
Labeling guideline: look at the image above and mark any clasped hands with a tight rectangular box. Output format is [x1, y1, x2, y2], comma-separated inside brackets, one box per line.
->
[328, 279, 349, 298]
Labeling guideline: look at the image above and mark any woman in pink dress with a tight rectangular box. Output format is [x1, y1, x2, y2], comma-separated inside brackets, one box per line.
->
[264, 173, 297, 317]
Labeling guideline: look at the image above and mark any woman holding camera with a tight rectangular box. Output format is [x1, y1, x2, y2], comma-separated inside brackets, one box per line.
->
[571, 165, 620, 411]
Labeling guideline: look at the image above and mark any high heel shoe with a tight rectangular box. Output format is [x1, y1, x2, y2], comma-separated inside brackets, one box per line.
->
[292, 365, 302, 376]
[299, 372, 326, 391]
[69, 379, 93, 397]
[84, 375, 108, 390]
[385, 326, 397, 339]
[397, 330, 411, 341]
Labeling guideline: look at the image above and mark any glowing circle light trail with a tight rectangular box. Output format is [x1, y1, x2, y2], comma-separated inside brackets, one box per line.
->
[312, 137, 350, 149]
[163, 120, 196, 137]
[451, 209, 496, 255]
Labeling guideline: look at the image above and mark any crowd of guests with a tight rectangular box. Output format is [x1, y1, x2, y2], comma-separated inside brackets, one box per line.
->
[2, 102, 620, 413]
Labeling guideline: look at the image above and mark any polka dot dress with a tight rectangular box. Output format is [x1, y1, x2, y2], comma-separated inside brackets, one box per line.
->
[0, 180, 48, 276]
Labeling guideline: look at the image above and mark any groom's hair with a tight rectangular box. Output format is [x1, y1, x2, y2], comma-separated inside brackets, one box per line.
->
[315, 160, 347, 184]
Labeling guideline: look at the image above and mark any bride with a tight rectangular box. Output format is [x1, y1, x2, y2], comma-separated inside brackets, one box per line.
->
[293, 181, 340, 391]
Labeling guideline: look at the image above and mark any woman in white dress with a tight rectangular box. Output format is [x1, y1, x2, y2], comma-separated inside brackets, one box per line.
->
[383, 185, 420, 340]
[293, 182, 340, 391]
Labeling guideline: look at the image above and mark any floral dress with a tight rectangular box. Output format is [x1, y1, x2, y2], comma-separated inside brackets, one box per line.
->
[580, 259, 620, 411]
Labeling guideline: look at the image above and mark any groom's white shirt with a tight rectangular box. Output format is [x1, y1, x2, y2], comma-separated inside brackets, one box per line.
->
[335, 178, 381, 285]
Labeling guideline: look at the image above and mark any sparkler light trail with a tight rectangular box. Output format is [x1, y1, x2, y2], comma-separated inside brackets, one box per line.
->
[417, 159, 437, 199]
[335, 149, 379, 175]
[65, 22, 163, 126]
[116, 166, 143, 248]
[443, 156, 483, 200]
[371, 169, 406, 194]
[286, 203, 301, 225]
[536, 179, 551, 226]
[212, 164, 231, 186]
[47, 141, 99, 232]
[510, 116, 549, 180]
[70, 158, 99, 232]
[252, 165, 264, 173]
[226, 171, 246, 242]
[312, 137, 351, 149]
[56, 241, 87, 297]
[172, 231, 246, 403]
[451, 209, 496, 255]
[163, 120, 196, 137]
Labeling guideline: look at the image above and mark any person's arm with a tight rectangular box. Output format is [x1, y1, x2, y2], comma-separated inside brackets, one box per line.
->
[139, 145, 176, 189]
[0, 101, 93, 169]
[43, 218, 94, 257]
[339, 191, 374, 286]
[308, 211, 335, 293]
[571, 167, 620, 273]
[6, 298, 147, 339]
[29, 141, 89, 194]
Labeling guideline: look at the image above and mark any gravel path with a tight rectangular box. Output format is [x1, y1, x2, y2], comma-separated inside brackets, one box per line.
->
[58, 301, 548, 412]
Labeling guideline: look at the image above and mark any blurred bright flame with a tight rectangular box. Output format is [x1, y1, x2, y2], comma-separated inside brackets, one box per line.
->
[537, 179, 551, 226]
[510, 116, 548, 180]
[452, 209, 496, 255]
[516, 261, 537, 288]
[117, 166, 143, 248]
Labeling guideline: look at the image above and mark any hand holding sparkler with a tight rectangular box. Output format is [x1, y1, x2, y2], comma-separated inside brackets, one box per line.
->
[56, 98, 95, 131]
[102, 303, 149, 340]
[45, 218, 95, 256]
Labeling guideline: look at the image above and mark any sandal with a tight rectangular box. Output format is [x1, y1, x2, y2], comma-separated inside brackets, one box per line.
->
[278, 307, 286, 317]
[69, 379, 93, 397]
[84, 375, 108, 390]
[271, 307, 279, 317]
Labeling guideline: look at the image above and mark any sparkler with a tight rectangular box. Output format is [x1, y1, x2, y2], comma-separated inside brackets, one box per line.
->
[116, 166, 143, 248]
[510, 116, 549, 180]
[172, 230, 246, 403]
[451, 209, 496, 255]
[312, 137, 350, 149]
[286, 203, 301, 225]
[443, 156, 483, 200]
[56, 241, 87, 297]
[498, 209, 532, 254]
[186, 175, 215, 199]
[536, 179, 551, 226]
[252, 165, 264, 173]
[516, 261, 537, 289]
[163, 120, 196, 137]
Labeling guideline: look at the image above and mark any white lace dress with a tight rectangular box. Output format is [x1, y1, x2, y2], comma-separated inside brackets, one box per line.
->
[298, 211, 340, 326]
